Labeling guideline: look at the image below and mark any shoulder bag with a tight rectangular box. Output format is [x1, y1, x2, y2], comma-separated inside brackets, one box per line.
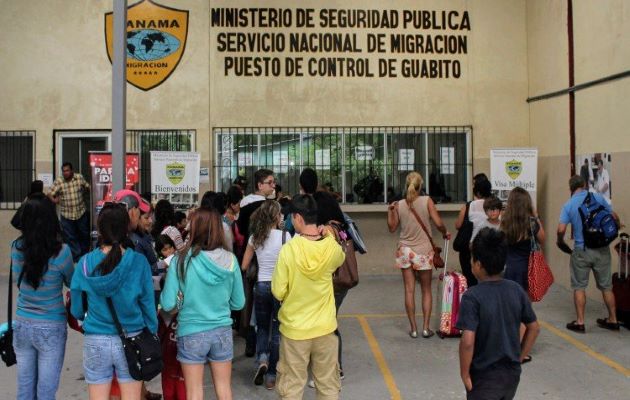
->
[453, 201, 473, 252]
[0, 241, 18, 367]
[527, 218, 554, 302]
[329, 221, 359, 289]
[106, 297, 163, 381]
[406, 199, 445, 269]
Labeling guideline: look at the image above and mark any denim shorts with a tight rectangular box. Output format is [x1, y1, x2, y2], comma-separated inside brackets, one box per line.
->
[177, 326, 233, 364]
[83, 333, 139, 384]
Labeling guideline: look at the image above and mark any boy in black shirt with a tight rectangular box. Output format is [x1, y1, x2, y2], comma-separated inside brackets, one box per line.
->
[456, 228, 540, 400]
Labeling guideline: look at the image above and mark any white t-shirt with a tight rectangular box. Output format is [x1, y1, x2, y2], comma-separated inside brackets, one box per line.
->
[470, 219, 501, 243]
[248, 229, 292, 282]
[468, 199, 488, 243]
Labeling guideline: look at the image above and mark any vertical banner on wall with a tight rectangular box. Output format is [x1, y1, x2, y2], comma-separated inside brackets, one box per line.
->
[150, 151, 200, 194]
[88, 152, 140, 242]
[490, 148, 538, 205]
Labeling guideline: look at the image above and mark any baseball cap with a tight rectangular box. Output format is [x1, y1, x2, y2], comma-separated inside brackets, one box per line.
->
[113, 189, 151, 214]
[284, 194, 318, 219]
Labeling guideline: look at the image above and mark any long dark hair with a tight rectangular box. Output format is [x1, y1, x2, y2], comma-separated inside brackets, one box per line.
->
[177, 208, 226, 282]
[151, 199, 175, 240]
[500, 187, 535, 244]
[17, 193, 63, 289]
[95, 203, 130, 275]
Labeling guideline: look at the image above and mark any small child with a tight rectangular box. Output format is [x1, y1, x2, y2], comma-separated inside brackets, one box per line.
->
[174, 211, 188, 240]
[456, 228, 540, 400]
[470, 196, 502, 243]
[156, 234, 186, 400]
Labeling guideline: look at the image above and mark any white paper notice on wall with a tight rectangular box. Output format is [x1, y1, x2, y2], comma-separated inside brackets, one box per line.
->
[490, 148, 538, 205]
[38, 173, 54, 188]
[199, 167, 210, 183]
[440, 147, 455, 174]
[150, 151, 201, 194]
[273, 151, 289, 173]
[398, 149, 415, 171]
[238, 152, 254, 167]
[315, 149, 331, 170]
[354, 145, 374, 161]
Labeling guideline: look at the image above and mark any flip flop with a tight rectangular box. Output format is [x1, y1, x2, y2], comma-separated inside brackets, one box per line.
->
[521, 355, 532, 364]
[566, 321, 585, 333]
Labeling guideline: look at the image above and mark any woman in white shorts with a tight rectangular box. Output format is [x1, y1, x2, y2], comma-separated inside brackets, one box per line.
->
[387, 172, 450, 339]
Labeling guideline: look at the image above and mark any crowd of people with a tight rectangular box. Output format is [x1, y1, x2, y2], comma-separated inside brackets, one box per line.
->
[5, 161, 623, 400]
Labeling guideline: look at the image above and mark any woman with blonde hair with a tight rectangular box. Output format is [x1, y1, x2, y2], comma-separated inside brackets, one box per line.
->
[241, 200, 291, 389]
[387, 172, 450, 338]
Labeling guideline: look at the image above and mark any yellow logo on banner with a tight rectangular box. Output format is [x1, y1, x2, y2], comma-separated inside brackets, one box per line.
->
[505, 159, 523, 180]
[105, 0, 188, 91]
[166, 162, 185, 185]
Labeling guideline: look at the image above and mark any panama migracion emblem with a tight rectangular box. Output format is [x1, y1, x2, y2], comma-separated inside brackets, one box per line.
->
[505, 159, 522, 180]
[105, 0, 189, 90]
[166, 162, 185, 185]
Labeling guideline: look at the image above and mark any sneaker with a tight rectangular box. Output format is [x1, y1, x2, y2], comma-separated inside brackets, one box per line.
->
[265, 377, 276, 390]
[596, 318, 620, 331]
[308, 379, 315, 388]
[254, 364, 268, 386]
[566, 320, 585, 333]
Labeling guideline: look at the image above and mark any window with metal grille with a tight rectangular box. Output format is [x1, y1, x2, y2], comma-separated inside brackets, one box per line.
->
[214, 126, 472, 204]
[0, 131, 35, 209]
[127, 130, 196, 208]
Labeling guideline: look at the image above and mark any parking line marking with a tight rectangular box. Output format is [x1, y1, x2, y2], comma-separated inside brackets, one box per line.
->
[357, 316, 402, 400]
[339, 313, 416, 319]
[539, 320, 630, 377]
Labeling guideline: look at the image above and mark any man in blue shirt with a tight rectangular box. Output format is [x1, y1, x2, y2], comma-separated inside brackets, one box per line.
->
[556, 175, 620, 333]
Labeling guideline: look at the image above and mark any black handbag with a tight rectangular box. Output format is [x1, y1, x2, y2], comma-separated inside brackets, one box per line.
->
[105, 298, 162, 381]
[1, 241, 18, 367]
[453, 201, 473, 252]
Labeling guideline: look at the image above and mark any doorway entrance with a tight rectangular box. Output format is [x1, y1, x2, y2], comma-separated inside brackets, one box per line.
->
[55, 131, 110, 178]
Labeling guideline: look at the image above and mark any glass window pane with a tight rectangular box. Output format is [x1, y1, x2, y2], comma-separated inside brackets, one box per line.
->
[301, 128, 343, 199]
[345, 128, 385, 204]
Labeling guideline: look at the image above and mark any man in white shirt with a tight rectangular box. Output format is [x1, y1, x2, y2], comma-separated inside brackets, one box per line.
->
[595, 159, 610, 202]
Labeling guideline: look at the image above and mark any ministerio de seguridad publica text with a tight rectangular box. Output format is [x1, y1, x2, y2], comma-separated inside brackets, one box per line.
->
[212, 8, 470, 79]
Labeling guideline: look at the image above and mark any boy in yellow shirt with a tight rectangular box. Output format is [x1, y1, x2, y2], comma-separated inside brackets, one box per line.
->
[272, 194, 345, 400]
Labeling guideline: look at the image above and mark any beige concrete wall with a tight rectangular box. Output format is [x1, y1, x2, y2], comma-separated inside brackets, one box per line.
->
[527, 0, 630, 301]
[0, 0, 211, 165]
[208, 0, 530, 162]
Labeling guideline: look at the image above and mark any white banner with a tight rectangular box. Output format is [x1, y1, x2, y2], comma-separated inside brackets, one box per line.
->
[490, 148, 538, 203]
[150, 151, 201, 194]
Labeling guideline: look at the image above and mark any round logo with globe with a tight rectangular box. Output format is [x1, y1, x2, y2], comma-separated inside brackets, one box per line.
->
[126, 29, 180, 61]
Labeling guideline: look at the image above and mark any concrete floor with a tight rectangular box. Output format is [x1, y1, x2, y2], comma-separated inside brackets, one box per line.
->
[1, 275, 629, 399]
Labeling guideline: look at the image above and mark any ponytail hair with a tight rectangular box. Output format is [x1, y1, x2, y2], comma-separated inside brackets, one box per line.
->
[95, 203, 130, 276]
[405, 172, 424, 203]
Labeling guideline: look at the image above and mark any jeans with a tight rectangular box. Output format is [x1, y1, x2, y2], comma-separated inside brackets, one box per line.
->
[60, 212, 90, 261]
[83, 334, 139, 384]
[254, 281, 280, 376]
[334, 288, 348, 370]
[13, 319, 67, 400]
[177, 326, 233, 364]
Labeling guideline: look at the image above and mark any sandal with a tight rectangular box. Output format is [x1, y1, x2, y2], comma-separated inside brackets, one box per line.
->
[521, 355, 532, 364]
[596, 318, 620, 331]
[422, 329, 435, 338]
[566, 321, 585, 333]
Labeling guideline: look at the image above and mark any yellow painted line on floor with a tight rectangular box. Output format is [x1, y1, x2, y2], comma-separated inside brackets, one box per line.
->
[539, 320, 630, 377]
[357, 316, 402, 400]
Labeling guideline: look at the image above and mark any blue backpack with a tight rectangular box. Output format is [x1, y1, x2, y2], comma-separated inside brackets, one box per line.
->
[578, 192, 618, 248]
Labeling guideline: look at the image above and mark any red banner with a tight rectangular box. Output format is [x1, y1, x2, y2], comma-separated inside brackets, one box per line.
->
[88, 152, 140, 240]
